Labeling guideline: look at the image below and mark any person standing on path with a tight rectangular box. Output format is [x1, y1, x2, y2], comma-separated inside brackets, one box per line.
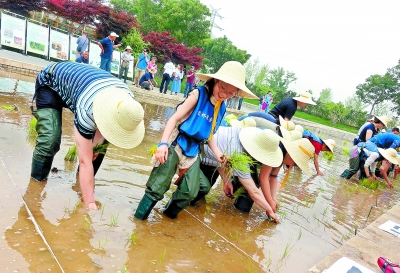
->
[134, 48, 150, 86]
[170, 64, 184, 95]
[98, 32, 122, 73]
[119, 46, 134, 83]
[183, 66, 195, 98]
[159, 58, 175, 94]
[76, 31, 89, 58]
[30, 62, 145, 210]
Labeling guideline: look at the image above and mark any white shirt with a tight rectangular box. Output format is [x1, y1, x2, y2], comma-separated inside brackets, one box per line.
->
[163, 62, 175, 76]
[174, 68, 184, 79]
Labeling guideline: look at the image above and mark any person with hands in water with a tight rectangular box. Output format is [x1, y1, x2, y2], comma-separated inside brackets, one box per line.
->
[30, 62, 145, 210]
[134, 61, 258, 220]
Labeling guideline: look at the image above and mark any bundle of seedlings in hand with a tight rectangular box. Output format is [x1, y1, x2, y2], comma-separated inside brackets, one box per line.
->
[28, 117, 38, 137]
[322, 151, 335, 160]
[359, 178, 379, 190]
[93, 143, 109, 155]
[233, 186, 247, 198]
[224, 150, 255, 179]
[148, 144, 158, 156]
[65, 144, 78, 162]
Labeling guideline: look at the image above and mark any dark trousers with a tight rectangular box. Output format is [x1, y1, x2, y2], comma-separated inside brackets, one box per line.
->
[159, 73, 171, 93]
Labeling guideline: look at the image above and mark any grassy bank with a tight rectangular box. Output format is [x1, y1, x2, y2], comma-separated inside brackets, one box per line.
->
[243, 98, 358, 134]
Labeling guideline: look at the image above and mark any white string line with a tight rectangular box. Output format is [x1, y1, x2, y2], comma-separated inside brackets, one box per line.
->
[183, 209, 262, 267]
[0, 155, 65, 273]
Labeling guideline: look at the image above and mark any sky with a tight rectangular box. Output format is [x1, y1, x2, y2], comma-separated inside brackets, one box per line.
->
[199, 0, 400, 102]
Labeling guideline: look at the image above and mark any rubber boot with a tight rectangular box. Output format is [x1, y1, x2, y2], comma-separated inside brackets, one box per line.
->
[31, 158, 53, 182]
[234, 196, 254, 213]
[134, 194, 157, 220]
[163, 199, 183, 219]
[340, 169, 353, 179]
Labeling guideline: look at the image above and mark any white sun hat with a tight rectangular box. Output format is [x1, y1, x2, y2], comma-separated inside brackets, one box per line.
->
[196, 61, 258, 99]
[280, 126, 303, 141]
[293, 92, 316, 105]
[93, 88, 145, 149]
[374, 115, 389, 127]
[230, 117, 257, 128]
[322, 139, 336, 154]
[378, 148, 399, 165]
[125, 45, 132, 50]
[280, 138, 315, 175]
[109, 32, 119, 37]
[295, 125, 304, 134]
[279, 116, 296, 131]
[239, 128, 283, 167]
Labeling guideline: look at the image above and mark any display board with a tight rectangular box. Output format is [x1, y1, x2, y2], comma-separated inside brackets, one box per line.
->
[49, 28, 69, 60]
[27, 22, 48, 55]
[111, 52, 120, 75]
[1, 13, 26, 50]
[89, 42, 101, 68]
[69, 35, 79, 61]
[127, 56, 134, 78]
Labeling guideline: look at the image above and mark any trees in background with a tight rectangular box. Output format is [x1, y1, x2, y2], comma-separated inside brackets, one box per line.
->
[0, 0, 43, 17]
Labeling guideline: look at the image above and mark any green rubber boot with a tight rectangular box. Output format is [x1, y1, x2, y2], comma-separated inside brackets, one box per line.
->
[31, 158, 53, 182]
[341, 169, 353, 179]
[134, 194, 157, 220]
[163, 199, 183, 219]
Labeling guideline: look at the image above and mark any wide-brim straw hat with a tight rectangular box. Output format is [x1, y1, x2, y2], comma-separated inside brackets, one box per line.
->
[281, 138, 315, 175]
[295, 125, 304, 134]
[293, 92, 316, 105]
[250, 116, 279, 132]
[374, 115, 389, 127]
[196, 61, 258, 99]
[239, 128, 283, 167]
[149, 68, 157, 74]
[230, 117, 257, 128]
[378, 148, 399, 165]
[93, 88, 145, 149]
[322, 139, 336, 153]
[279, 116, 296, 131]
[125, 46, 132, 51]
[280, 126, 303, 141]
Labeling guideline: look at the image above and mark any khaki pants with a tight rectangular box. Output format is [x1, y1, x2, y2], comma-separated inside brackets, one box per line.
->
[134, 68, 146, 85]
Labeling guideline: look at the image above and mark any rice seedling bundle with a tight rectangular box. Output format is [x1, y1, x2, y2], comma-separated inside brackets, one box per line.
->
[28, 117, 38, 137]
[359, 178, 379, 190]
[65, 144, 78, 162]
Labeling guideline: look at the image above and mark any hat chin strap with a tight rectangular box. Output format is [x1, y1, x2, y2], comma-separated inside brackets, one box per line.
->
[299, 145, 312, 157]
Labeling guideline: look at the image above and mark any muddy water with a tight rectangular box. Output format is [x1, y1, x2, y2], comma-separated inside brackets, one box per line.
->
[1, 80, 400, 273]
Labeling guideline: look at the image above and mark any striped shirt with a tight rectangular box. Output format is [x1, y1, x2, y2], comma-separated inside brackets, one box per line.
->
[37, 62, 133, 138]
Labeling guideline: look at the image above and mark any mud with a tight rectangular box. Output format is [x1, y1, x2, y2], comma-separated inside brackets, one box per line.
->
[0, 79, 399, 272]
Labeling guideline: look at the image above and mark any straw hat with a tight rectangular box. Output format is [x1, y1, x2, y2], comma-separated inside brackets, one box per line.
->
[125, 46, 132, 51]
[374, 115, 389, 127]
[279, 116, 296, 131]
[239, 128, 283, 167]
[295, 125, 304, 134]
[230, 117, 257, 128]
[378, 148, 399, 165]
[149, 68, 157, 74]
[196, 61, 258, 99]
[293, 92, 316, 105]
[280, 126, 303, 141]
[93, 88, 145, 149]
[322, 139, 336, 153]
[109, 32, 119, 37]
[281, 138, 315, 175]
[251, 116, 279, 132]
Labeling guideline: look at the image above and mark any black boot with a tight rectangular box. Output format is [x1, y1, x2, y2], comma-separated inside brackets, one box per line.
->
[134, 194, 157, 220]
[31, 158, 53, 182]
[163, 200, 183, 219]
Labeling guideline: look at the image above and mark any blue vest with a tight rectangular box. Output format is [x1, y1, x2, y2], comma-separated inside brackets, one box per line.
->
[302, 130, 322, 144]
[177, 86, 226, 157]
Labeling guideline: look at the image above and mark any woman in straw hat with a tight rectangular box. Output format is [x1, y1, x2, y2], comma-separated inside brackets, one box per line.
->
[301, 127, 336, 176]
[134, 61, 258, 220]
[353, 115, 388, 145]
[31, 62, 145, 210]
[119, 45, 134, 83]
[195, 126, 282, 223]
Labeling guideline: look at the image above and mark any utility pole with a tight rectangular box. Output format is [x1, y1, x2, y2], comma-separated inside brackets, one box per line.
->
[209, 5, 223, 33]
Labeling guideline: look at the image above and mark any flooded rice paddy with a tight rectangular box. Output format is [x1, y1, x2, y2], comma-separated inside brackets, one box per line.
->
[1, 78, 400, 273]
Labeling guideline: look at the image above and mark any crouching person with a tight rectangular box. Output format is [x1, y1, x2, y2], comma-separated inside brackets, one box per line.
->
[134, 61, 256, 220]
[31, 62, 145, 210]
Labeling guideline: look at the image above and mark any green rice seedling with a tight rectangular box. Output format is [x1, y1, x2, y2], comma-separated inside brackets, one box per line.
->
[343, 141, 348, 146]
[28, 117, 38, 137]
[266, 250, 272, 268]
[65, 144, 78, 162]
[233, 186, 247, 198]
[322, 206, 329, 217]
[159, 248, 167, 263]
[205, 188, 219, 205]
[110, 213, 119, 227]
[148, 260, 157, 265]
[1, 105, 16, 111]
[211, 233, 218, 240]
[322, 151, 335, 160]
[148, 144, 158, 156]
[93, 143, 109, 154]
[126, 231, 137, 245]
[280, 241, 296, 261]
[119, 265, 129, 273]
[359, 178, 379, 190]
[229, 231, 239, 240]
[342, 147, 350, 156]
[97, 235, 109, 249]
[100, 203, 106, 220]
[225, 151, 255, 178]
[83, 215, 91, 230]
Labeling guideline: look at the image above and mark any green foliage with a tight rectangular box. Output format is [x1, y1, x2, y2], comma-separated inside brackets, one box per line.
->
[343, 141, 348, 146]
[226, 151, 255, 175]
[121, 27, 149, 59]
[126, 231, 137, 245]
[1, 105, 16, 111]
[342, 148, 350, 156]
[233, 186, 247, 198]
[126, 0, 211, 47]
[318, 88, 333, 103]
[148, 144, 158, 156]
[28, 117, 38, 137]
[201, 36, 251, 72]
[321, 151, 335, 160]
[265, 67, 297, 102]
[65, 144, 78, 162]
[359, 178, 379, 190]
[93, 143, 109, 155]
